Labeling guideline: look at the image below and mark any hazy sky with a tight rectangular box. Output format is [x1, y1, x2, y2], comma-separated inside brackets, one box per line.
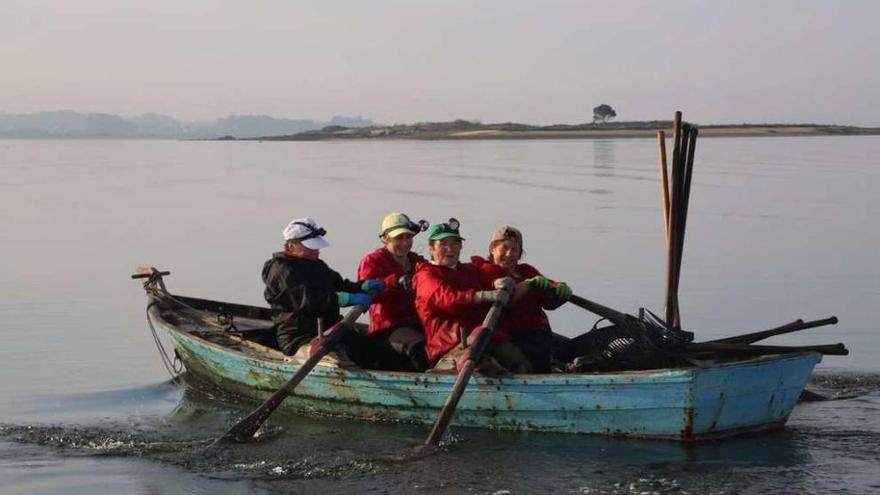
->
[3, 0, 878, 125]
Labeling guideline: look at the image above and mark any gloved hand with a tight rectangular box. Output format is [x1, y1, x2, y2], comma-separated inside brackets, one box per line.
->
[493, 277, 515, 292]
[361, 279, 384, 294]
[473, 289, 510, 306]
[526, 275, 552, 291]
[337, 292, 372, 308]
[554, 282, 572, 300]
[397, 273, 413, 292]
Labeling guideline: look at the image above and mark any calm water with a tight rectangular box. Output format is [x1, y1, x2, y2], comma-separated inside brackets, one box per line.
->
[1, 137, 879, 494]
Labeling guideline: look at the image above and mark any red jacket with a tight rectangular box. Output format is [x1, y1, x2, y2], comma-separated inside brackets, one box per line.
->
[413, 262, 496, 366]
[471, 256, 564, 336]
[357, 248, 426, 336]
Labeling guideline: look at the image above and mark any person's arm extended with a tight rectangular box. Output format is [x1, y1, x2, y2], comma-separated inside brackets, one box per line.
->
[520, 265, 568, 309]
[279, 266, 340, 315]
[358, 254, 401, 301]
[414, 269, 475, 313]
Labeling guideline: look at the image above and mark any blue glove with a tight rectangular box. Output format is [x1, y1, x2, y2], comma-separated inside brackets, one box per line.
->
[338, 292, 372, 308]
[361, 279, 384, 294]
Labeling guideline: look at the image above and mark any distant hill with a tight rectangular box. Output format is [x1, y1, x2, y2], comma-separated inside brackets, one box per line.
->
[254, 119, 880, 141]
[0, 111, 377, 139]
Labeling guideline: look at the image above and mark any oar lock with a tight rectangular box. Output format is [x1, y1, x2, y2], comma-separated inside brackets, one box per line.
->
[131, 266, 170, 294]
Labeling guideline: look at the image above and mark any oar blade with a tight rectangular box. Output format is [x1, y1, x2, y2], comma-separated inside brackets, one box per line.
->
[423, 283, 511, 447]
[212, 306, 364, 445]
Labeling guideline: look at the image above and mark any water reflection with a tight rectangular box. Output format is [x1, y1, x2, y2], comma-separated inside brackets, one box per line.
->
[592, 139, 617, 176]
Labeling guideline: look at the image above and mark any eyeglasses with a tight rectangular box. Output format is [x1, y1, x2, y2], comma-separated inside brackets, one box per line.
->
[292, 222, 326, 242]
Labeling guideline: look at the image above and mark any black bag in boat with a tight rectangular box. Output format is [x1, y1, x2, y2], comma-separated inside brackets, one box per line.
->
[562, 310, 694, 372]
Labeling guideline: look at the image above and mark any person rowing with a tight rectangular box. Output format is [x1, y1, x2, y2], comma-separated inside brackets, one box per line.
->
[262, 217, 385, 366]
[413, 218, 532, 376]
[471, 225, 572, 373]
[356, 213, 430, 371]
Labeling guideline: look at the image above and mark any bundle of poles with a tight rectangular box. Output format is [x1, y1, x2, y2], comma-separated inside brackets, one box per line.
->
[651, 111, 846, 359]
[658, 111, 695, 329]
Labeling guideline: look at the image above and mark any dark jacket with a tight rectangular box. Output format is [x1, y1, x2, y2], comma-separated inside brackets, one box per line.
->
[262, 252, 362, 355]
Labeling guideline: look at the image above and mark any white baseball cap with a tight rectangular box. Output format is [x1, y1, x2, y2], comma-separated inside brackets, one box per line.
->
[282, 217, 330, 250]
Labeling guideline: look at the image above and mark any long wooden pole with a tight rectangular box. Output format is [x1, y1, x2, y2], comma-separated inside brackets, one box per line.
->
[657, 130, 671, 245]
[665, 112, 683, 327]
[658, 129, 681, 326]
[684, 342, 848, 356]
[673, 123, 692, 326]
[671, 124, 695, 328]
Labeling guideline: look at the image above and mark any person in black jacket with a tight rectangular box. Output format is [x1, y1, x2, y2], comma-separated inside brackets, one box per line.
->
[262, 217, 385, 366]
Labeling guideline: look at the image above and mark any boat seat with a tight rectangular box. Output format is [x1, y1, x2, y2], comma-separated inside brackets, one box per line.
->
[228, 326, 278, 348]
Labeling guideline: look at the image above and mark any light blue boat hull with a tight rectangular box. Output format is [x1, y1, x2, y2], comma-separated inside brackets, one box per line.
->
[151, 304, 821, 441]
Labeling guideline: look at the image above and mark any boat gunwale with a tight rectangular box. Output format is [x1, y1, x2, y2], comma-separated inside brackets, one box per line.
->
[148, 295, 821, 386]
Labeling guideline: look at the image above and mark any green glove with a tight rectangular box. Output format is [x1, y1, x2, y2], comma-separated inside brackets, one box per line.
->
[336, 292, 351, 307]
[337, 292, 372, 308]
[554, 282, 572, 300]
[526, 275, 552, 290]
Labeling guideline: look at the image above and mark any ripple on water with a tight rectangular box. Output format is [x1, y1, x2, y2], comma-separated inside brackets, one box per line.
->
[2, 370, 880, 493]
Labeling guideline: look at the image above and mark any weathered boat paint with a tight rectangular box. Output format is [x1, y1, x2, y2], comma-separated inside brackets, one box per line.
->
[149, 303, 822, 441]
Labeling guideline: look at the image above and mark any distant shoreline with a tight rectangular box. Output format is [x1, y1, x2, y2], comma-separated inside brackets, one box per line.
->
[245, 122, 880, 141]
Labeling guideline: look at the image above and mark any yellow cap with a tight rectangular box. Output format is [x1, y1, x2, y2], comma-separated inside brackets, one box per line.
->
[380, 213, 416, 238]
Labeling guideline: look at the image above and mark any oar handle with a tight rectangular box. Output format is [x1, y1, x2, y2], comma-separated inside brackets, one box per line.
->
[217, 305, 365, 444]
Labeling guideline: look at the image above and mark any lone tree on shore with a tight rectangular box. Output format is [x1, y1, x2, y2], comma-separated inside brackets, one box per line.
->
[592, 104, 617, 124]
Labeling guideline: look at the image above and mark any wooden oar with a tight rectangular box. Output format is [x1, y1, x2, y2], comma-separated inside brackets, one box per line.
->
[683, 341, 848, 356]
[567, 291, 700, 338]
[424, 282, 512, 447]
[214, 305, 366, 444]
[567, 293, 630, 326]
[708, 316, 838, 344]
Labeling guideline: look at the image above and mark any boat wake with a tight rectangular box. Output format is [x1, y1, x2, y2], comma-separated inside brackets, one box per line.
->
[0, 423, 210, 457]
[0, 422, 389, 480]
[808, 371, 880, 400]
[1, 371, 878, 487]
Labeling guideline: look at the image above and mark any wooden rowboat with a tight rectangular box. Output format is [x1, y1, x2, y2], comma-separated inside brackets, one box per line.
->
[138, 276, 822, 442]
